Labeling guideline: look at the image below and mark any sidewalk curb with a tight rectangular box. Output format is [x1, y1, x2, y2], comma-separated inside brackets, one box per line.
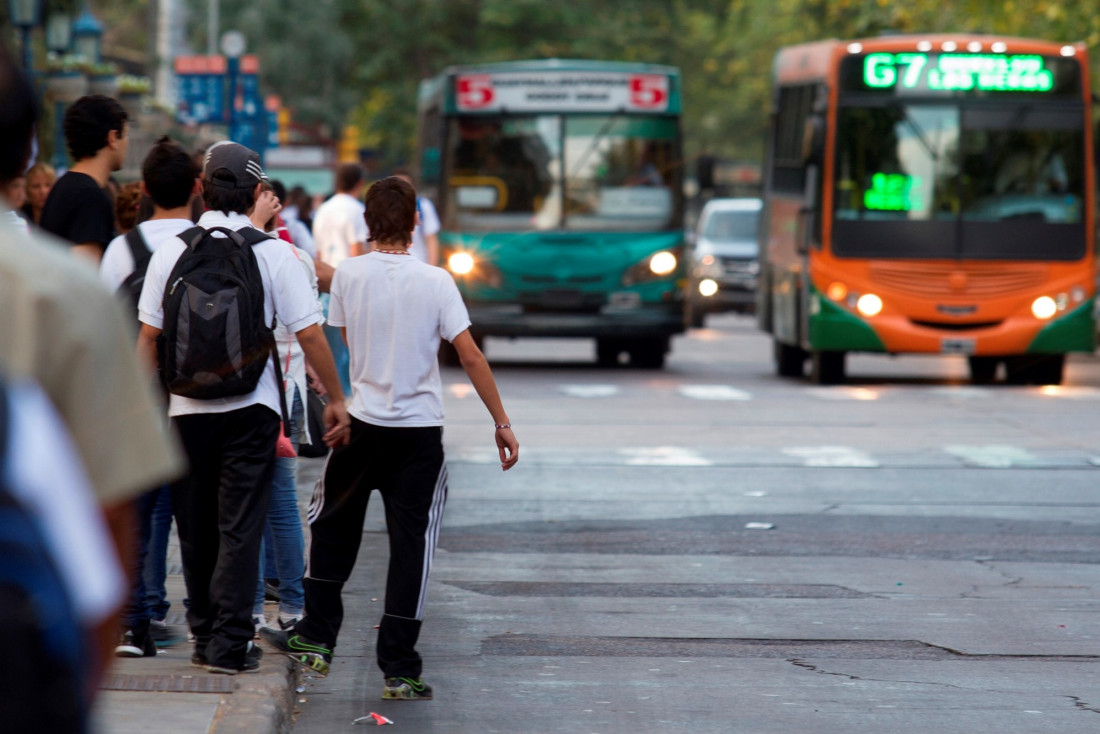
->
[209, 646, 296, 734]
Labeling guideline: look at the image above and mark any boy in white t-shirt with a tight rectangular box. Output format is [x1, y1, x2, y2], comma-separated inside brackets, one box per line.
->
[262, 176, 518, 701]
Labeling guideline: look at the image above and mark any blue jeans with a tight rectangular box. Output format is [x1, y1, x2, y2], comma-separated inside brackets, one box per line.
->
[122, 488, 158, 627]
[254, 390, 306, 616]
[321, 293, 352, 397]
[142, 485, 173, 620]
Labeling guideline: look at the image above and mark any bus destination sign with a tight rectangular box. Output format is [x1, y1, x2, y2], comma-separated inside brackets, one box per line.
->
[862, 53, 1056, 93]
[455, 72, 670, 113]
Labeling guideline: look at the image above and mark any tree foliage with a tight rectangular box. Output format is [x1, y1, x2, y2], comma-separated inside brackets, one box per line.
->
[182, 0, 1100, 167]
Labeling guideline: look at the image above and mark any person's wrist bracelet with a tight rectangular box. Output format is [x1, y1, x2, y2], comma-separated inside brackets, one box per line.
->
[494, 423, 511, 430]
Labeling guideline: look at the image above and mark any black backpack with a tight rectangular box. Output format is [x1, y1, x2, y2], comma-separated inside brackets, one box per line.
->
[117, 227, 152, 315]
[158, 225, 281, 401]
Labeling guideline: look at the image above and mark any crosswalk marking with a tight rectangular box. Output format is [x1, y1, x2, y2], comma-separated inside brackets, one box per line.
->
[806, 387, 883, 401]
[782, 446, 879, 468]
[944, 445, 1039, 468]
[560, 384, 620, 398]
[620, 447, 713, 466]
[678, 385, 753, 401]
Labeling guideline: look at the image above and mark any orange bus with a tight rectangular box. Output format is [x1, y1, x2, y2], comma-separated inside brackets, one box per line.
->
[757, 35, 1095, 385]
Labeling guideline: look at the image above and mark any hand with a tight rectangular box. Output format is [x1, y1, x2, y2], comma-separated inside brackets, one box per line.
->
[495, 426, 519, 471]
[322, 398, 351, 448]
[251, 189, 282, 229]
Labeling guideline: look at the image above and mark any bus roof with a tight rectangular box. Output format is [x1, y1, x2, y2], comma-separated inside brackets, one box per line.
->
[774, 35, 1086, 84]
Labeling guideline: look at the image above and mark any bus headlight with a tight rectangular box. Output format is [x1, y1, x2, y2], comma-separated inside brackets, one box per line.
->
[698, 279, 719, 297]
[856, 293, 883, 317]
[649, 251, 677, 276]
[448, 252, 475, 275]
[1031, 296, 1057, 319]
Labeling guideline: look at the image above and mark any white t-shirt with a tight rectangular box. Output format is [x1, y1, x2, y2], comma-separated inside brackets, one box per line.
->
[99, 218, 194, 291]
[281, 207, 316, 258]
[312, 193, 366, 268]
[137, 210, 324, 419]
[329, 253, 471, 427]
[4, 378, 124, 626]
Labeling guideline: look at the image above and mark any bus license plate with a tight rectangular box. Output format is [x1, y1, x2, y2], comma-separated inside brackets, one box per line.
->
[941, 338, 975, 355]
[608, 291, 641, 309]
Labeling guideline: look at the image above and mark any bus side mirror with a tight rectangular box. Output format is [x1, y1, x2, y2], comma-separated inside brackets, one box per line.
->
[802, 115, 825, 167]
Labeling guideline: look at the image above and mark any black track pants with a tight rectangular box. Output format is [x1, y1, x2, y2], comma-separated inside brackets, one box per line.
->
[297, 418, 447, 678]
[171, 405, 278, 668]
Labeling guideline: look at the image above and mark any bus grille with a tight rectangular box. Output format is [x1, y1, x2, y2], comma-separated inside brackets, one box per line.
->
[869, 263, 1047, 297]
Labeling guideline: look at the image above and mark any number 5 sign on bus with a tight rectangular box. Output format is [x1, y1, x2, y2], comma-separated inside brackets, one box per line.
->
[457, 75, 495, 110]
[630, 74, 668, 109]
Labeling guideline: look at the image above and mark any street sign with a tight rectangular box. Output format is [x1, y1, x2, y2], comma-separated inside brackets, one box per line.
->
[175, 55, 227, 125]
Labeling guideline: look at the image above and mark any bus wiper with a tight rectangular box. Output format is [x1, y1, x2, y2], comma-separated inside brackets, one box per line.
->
[567, 110, 625, 180]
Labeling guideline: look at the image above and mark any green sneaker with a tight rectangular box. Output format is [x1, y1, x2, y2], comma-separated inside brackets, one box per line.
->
[259, 627, 332, 676]
[382, 676, 433, 700]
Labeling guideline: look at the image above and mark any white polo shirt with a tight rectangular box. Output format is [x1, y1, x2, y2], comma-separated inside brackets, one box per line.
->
[137, 210, 324, 418]
[329, 253, 471, 427]
[312, 192, 367, 267]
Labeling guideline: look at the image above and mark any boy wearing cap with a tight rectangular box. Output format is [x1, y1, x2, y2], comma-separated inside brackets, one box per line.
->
[263, 176, 518, 700]
[136, 142, 351, 674]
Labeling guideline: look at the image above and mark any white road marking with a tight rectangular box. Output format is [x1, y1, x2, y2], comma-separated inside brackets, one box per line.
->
[620, 447, 714, 466]
[783, 446, 880, 468]
[1036, 386, 1100, 399]
[560, 384, 620, 398]
[806, 387, 883, 401]
[928, 387, 993, 400]
[944, 445, 1038, 468]
[677, 385, 753, 401]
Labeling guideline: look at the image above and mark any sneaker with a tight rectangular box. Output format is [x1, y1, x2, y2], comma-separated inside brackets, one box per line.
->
[190, 650, 207, 668]
[382, 676, 433, 700]
[148, 618, 185, 648]
[277, 612, 301, 631]
[115, 623, 157, 658]
[264, 580, 281, 602]
[259, 627, 332, 676]
[252, 614, 267, 638]
[206, 642, 263, 675]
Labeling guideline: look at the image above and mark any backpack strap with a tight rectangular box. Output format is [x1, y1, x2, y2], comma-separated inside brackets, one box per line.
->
[124, 227, 152, 270]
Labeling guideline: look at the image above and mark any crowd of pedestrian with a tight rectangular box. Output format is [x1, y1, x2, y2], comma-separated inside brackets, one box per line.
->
[0, 38, 517, 730]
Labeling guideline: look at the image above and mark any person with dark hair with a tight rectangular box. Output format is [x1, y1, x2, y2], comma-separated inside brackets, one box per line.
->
[262, 176, 519, 701]
[99, 138, 202, 656]
[100, 137, 199, 298]
[136, 141, 350, 675]
[285, 185, 315, 242]
[311, 162, 365, 396]
[391, 167, 441, 265]
[39, 94, 129, 264]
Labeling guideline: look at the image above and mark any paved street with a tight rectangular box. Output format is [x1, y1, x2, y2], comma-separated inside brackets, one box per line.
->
[289, 314, 1100, 733]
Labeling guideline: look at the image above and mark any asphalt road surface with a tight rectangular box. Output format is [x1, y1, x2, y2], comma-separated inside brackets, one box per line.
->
[288, 314, 1100, 733]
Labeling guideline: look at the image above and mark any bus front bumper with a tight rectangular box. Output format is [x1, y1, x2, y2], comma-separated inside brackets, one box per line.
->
[466, 304, 685, 339]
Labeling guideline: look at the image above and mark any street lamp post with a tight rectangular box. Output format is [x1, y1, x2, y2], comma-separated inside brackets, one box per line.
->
[7, 0, 41, 73]
[220, 30, 245, 143]
[71, 7, 103, 65]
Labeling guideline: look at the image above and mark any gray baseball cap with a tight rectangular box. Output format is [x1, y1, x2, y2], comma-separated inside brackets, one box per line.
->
[203, 141, 267, 189]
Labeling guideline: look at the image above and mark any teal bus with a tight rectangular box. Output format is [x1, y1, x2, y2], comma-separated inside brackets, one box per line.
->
[417, 59, 686, 368]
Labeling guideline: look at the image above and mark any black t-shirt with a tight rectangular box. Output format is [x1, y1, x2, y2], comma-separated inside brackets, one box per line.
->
[39, 172, 115, 252]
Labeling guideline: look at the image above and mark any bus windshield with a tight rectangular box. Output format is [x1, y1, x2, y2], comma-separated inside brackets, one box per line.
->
[445, 114, 679, 232]
[833, 102, 1085, 260]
